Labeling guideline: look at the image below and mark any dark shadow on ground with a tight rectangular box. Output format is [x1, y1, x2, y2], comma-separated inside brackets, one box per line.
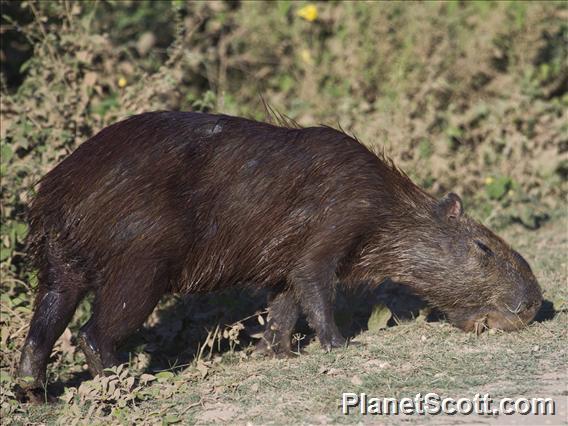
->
[122, 280, 435, 373]
[534, 299, 559, 323]
[335, 279, 435, 339]
[46, 281, 559, 398]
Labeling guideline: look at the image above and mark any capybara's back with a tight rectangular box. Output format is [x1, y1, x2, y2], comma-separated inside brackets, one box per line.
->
[18, 111, 542, 398]
[29, 112, 394, 293]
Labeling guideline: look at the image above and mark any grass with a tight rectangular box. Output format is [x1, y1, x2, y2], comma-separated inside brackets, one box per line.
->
[6, 210, 566, 425]
[1, 1, 566, 424]
[143, 211, 568, 425]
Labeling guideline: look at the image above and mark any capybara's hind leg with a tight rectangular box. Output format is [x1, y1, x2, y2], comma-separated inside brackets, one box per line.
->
[78, 266, 168, 377]
[18, 244, 87, 392]
[256, 290, 300, 357]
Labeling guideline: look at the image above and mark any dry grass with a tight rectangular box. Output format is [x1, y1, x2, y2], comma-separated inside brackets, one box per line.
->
[4, 211, 566, 425]
[1, 1, 566, 424]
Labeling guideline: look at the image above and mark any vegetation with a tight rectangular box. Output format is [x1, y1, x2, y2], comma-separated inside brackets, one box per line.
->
[1, 1, 566, 424]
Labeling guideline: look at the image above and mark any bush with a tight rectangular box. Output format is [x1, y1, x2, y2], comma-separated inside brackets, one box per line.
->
[0, 1, 566, 419]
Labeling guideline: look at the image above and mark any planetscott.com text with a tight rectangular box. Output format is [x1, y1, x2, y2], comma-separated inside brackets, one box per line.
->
[341, 392, 555, 416]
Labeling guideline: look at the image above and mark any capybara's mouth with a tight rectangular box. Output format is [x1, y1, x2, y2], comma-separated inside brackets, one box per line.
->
[459, 301, 541, 334]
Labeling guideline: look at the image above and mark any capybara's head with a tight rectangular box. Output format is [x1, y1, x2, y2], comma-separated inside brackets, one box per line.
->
[401, 193, 542, 333]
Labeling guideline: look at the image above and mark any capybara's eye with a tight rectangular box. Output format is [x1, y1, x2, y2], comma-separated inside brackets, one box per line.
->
[475, 240, 494, 256]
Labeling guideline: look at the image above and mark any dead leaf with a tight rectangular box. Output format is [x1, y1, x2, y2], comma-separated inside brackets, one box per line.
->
[76, 51, 91, 63]
[364, 360, 390, 369]
[60, 327, 75, 356]
[350, 375, 363, 386]
[83, 72, 97, 87]
[140, 373, 157, 384]
[196, 360, 210, 379]
[0, 327, 9, 346]
[136, 32, 156, 56]
[322, 368, 342, 376]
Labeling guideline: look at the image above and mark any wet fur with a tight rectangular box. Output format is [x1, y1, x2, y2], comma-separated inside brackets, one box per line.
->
[19, 111, 542, 392]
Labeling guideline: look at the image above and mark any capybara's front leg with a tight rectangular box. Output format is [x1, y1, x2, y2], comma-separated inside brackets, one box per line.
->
[290, 262, 346, 352]
[256, 290, 300, 357]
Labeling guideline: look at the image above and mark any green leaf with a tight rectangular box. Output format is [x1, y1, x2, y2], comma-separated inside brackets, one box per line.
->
[418, 139, 432, 159]
[15, 223, 28, 239]
[155, 371, 175, 381]
[163, 415, 181, 425]
[1, 144, 13, 164]
[0, 371, 12, 383]
[367, 303, 392, 332]
[0, 247, 12, 262]
[140, 373, 157, 384]
[485, 176, 512, 200]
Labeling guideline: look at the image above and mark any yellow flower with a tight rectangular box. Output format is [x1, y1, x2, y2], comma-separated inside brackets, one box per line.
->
[118, 77, 127, 88]
[299, 48, 313, 65]
[484, 176, 494, 185]
[297, 4, 318, 22]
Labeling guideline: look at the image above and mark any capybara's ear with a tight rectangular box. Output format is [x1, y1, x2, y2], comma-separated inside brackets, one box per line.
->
[437, 192, 463, 220]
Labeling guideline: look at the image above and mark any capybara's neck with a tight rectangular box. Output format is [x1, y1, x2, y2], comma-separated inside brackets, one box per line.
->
[345, 186, 439, 288]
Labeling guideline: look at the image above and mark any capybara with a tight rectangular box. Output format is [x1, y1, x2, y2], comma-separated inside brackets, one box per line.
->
[18, 111, 542, 392]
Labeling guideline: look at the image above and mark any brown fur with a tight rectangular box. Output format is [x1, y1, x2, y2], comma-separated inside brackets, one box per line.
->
[18, 112, 542, 392]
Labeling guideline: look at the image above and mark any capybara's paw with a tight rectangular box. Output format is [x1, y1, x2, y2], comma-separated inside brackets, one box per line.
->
[253, 338, 275, 357]
[319, 330, 347, 353]
[18, 345, 46, 388]
[254, 334, 297, 358]
[14, 383, 55, 404]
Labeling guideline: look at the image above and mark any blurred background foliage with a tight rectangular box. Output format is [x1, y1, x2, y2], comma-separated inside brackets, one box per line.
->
[0, 0, 566, 411]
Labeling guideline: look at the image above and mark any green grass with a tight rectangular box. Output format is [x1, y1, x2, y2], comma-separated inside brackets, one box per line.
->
[1, 1, 566, 424]
[5, 211, 566, 425]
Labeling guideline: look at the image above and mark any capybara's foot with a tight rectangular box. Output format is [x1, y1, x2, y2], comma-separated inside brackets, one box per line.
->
[253, 338, 274, 356]
[14, 384, 56, 404]
[254, 330, 299, 358]
[254, 342, 299, 359]
[17, 342, 47, 392]
[318, 328, 347, 353]
[15, 352, 55, 404]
